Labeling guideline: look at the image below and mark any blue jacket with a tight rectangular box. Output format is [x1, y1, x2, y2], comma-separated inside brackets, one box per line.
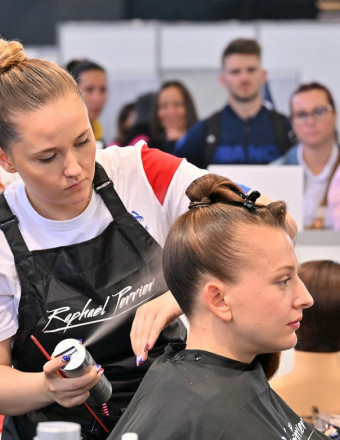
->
[174, 104, 292, 168]
[271, 145, 299, 165]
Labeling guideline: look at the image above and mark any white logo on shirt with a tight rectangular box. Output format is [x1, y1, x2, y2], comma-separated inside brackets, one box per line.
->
[280, 419, 312, 439]
[42, 279, 155, 333]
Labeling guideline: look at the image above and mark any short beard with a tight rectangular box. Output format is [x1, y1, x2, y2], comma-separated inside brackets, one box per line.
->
[230, 90, 260, 103]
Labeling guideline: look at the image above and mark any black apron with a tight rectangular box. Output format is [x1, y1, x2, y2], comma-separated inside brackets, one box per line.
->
[0, 163, 186, 440]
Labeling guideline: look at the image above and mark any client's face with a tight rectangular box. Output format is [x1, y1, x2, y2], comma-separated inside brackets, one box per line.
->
[225, 225, 313, 363]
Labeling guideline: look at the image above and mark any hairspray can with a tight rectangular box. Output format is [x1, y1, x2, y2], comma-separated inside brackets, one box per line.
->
[53, 338, 112, 405]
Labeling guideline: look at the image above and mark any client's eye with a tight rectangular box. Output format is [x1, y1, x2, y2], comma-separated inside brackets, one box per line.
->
[278, 277, 291, 286]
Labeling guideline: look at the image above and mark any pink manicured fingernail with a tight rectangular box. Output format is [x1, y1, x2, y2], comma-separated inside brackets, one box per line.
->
[144, 343, 150, 352]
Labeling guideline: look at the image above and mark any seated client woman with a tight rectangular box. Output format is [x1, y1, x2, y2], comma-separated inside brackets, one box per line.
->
[110, 173, 328, 440]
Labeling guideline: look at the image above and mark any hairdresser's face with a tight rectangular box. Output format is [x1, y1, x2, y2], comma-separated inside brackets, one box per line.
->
[225, 226, 313, 362]
[157, 86, 187, 137]
[6, 93, 96, 220]
[78, 70, 108, 121]
[291, 89, 337, 149]
[220, 54, 266, 103]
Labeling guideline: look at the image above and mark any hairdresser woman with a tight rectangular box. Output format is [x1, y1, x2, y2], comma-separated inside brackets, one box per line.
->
[0, 38, 296, 440]
[0, 38, 214, 440]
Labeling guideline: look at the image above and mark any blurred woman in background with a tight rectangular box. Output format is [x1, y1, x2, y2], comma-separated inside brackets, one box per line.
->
[66, 59, 108, 149]
[122, 92, 156, 147]
[148, 80, 198, 154]
[111, 102, 136, 147]
[272, 82, 340, 230]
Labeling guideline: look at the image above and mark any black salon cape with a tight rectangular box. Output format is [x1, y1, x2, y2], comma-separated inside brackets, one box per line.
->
[109, 343, 328, 440]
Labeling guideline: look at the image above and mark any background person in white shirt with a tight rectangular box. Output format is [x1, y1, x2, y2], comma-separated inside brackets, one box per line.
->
[272, 82, 340, 229]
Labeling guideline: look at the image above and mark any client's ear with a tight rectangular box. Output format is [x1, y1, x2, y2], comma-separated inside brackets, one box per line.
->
[0, 147, 17, 173]
[203, 280, 232, 322]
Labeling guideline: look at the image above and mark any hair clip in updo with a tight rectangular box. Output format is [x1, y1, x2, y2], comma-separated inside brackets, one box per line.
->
[188, 197, 211, 209]
[240, 190, 261, 210]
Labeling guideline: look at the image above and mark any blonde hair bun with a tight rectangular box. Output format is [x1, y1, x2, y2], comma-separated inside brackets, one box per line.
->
[0, 39, 27, 73]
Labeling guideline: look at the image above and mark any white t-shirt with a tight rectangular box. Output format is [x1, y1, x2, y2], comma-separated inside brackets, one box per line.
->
[298, 143, 339, 228]
[328, 163, 340, 230]
[0, 167, 20, 187]
[0, 142, 207, 341]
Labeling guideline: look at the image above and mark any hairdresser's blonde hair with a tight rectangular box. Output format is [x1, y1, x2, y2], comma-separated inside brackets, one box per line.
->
[0, 39, 80, 152]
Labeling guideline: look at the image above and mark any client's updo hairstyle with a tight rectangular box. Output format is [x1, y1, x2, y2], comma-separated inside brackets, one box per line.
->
[163, 173, 287, 379]
[0, 38, 80, 152]
[163, 173, 287, 318]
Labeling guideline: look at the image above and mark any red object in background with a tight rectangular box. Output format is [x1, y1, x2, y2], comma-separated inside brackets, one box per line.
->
[0, 413, 4, 432]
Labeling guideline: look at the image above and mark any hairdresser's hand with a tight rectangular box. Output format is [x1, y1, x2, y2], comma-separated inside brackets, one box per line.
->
[131, 290, 182, 366]
[42, 356, 103, 408]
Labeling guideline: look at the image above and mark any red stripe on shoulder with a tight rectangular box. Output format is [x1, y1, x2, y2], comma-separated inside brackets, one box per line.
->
[141, 143, 183, 205]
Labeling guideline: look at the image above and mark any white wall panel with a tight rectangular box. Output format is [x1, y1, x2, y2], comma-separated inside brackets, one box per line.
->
[58, 21, 158, 76]
[260, 21, 340, 123]
[160, 23, 255, 70]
